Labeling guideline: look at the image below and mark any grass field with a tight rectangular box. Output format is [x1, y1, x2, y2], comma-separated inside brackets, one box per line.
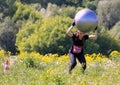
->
[0, 50, 120, 85]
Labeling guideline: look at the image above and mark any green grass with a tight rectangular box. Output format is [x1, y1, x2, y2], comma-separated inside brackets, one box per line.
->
[0, 57, 120, 85]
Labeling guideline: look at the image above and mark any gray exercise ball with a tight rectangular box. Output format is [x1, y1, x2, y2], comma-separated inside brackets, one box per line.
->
[74, 9, 98, 32]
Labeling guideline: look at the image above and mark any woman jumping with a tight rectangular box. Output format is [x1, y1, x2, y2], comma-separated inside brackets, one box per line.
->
[66, 21, 97, 74]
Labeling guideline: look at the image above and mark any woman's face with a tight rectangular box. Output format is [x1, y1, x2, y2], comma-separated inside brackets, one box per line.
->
[76, 30, 84, 38]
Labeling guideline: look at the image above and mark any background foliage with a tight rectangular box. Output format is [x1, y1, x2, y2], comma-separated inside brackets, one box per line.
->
[97, 0, 120, 29]
[0, 0, 120, 55]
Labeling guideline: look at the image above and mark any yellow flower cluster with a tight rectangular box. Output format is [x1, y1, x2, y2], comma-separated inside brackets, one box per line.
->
[18, 51, 29, 59]
[41, 56, 54, 63]
[85, 53, 108, 62]
[0, 50, 11, 59]
[109, 50, 120, 57]
[0, 50, 119, 63]
[41, 54, 59, 63]
[17, 51, 111, 63]
[0, 50, 6, 59]
[56, 54, 69, 62]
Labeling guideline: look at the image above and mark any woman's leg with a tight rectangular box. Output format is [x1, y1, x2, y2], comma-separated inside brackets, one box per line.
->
[77, 54, 86, 72]
[69, 52, 77, 73]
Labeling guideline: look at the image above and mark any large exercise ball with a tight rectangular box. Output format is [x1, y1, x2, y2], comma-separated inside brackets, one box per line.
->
[74, 9, 98, 32]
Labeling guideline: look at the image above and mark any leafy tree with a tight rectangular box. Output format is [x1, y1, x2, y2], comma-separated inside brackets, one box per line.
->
[0, 0, 16, 17]
[0, 17, 17, 54]
[0, 1, 43, 54]
[39, 2, 85, 19]
[40, 3, 78, 18]
[13, 2, 43, 22]
[37, 16, 72, 55]
[20, 0, 83, 7]
[82, 0, 98, 11]
[0, 0, 6, 12]
[97, 0, 120, 29]
[16, 16, 72, 55]
[13, 2, 32, 22]
[59, 5, 77, 18]
[84, 27, 120, 56]
[96, 29, 120, 56]
[84, 40, 99, 54]
[109, 21, 120, 41]
[0, 31, 16, 53]
[16, 20, 43, 52]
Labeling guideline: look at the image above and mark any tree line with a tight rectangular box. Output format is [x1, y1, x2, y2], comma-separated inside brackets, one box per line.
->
[0, 0, 120, 56]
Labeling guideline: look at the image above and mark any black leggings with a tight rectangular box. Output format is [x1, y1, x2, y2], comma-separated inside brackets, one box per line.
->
[69, 52, 86, 72]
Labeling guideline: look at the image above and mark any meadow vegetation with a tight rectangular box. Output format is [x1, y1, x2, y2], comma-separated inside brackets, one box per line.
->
[0, 50, 120, 85]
